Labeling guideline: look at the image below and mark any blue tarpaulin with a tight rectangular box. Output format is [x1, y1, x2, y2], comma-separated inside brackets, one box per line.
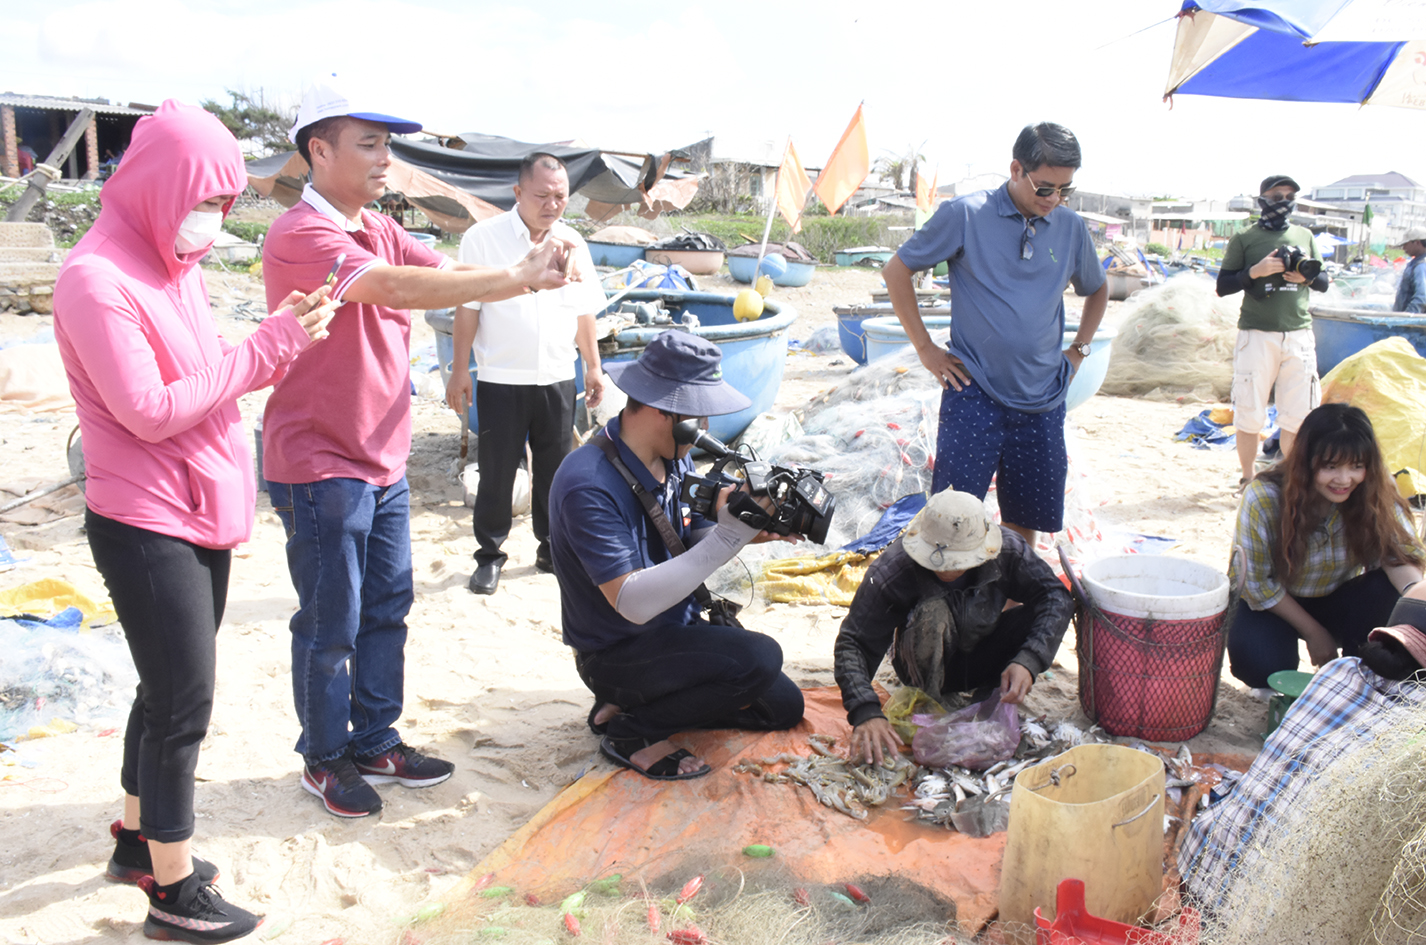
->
[1167, 2, 1426, 109]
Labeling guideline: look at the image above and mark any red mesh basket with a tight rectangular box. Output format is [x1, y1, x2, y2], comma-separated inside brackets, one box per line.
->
[1075, 604, 1228, 742]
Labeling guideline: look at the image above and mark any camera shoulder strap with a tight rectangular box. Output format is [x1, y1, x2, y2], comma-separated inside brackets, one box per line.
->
[593, 433, 715, 608]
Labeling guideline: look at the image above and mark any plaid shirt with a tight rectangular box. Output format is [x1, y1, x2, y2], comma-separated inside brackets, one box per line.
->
[1230, 478, 1416, 610]
[1178, 658, 1426, 910]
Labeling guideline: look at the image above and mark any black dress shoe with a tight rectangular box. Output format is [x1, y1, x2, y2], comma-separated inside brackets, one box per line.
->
[534, 553, 554, 574]
[468, 561, 502, 595]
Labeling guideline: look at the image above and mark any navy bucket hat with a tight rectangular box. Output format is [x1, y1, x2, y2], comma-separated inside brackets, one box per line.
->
[605, 330, 752, 416]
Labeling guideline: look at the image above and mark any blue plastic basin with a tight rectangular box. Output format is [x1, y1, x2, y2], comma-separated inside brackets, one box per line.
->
[859, 315, 1117, 412]
[427, 290, 797, 444]
[588, 290, 797, 443]
[587, 241, 646, 268]
[726, 254, 815, 287]
[1311, 305, 1426, 375]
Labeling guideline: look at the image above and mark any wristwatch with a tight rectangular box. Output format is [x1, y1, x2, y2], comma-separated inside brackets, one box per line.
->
[1071, 341, 1091, 357]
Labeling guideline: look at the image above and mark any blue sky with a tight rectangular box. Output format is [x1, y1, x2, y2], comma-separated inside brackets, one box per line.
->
[5, 0, 1424, 198]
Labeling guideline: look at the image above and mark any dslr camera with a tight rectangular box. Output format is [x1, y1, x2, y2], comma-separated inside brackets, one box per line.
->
[1277, 246, 1322, 281]
[672, 419, 835, 544]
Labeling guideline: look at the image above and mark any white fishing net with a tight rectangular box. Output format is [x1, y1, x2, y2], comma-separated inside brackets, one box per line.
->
[1100, 275, 1239, 403]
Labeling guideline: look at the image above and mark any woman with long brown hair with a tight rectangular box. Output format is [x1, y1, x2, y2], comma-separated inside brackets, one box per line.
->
[1228, 402, 1424, 689]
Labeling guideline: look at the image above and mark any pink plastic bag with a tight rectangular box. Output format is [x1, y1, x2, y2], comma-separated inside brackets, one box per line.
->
[911, 688, 1020, 770]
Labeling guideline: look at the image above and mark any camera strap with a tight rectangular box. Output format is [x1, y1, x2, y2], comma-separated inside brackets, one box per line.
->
[593, 434, 721, 613]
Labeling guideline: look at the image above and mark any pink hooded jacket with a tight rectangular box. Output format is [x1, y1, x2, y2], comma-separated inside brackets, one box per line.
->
[54, 101, 310, 549]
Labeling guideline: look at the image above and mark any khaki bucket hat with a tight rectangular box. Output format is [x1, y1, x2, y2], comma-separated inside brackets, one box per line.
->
[903, 491, 1002, 571]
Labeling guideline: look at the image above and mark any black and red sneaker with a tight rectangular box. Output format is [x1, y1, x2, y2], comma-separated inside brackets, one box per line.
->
[354, 743, 454, 788]
[302, 752, 383, 817]
[137, 873, 261, 943]
[107, 820, 220, 885]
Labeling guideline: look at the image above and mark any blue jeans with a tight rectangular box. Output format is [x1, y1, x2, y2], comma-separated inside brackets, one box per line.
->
[269, 477, 413, 763]
[574, 621, 805, 744]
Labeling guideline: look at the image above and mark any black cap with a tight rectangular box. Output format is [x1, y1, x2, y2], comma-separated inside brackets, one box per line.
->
[1260, 174, 1300, 194]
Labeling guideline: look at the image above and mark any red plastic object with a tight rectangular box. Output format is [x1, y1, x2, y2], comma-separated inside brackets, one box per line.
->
[1078, 607, 1227, 742]
[1034, 879, 1200, 945]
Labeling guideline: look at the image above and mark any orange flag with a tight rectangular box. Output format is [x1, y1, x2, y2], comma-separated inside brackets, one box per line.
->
[813, 105, 869, 216]
[775, 141, 813, 233]
[915, 167, 931, 212]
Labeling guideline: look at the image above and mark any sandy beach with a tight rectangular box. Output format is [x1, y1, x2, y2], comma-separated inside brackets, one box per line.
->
[0, 264, 1272, 944]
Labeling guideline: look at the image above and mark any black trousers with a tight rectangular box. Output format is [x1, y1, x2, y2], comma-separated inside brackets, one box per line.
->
[574, 621, 805, 743]
[86, 509, 230, 844]
[943, 603, 1039, 694]
[1227, 568, 1395, 689]
[473, 379, 575, 565]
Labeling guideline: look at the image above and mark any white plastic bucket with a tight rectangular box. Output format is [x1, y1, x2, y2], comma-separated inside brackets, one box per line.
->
[1081, 555, 1228, 621]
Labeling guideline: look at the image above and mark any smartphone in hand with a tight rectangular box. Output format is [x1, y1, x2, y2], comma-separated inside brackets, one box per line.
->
[325, 253, 347, 288]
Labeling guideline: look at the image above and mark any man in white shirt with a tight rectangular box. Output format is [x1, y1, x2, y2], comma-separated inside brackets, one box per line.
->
[446, 153, 606, 594]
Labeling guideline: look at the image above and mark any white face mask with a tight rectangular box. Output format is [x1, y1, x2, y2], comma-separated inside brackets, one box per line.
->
[174, 209, 225, 254]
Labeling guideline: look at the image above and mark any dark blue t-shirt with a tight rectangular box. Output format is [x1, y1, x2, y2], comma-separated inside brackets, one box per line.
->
[896, 184, 1105, 413]
[548, 416, 708, 652]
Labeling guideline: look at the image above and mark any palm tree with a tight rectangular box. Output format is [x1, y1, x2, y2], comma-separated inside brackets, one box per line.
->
[874, 144, 928, 191]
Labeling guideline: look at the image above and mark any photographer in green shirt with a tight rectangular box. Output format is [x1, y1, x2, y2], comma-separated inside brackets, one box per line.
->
[1217, 174, 1330, 487]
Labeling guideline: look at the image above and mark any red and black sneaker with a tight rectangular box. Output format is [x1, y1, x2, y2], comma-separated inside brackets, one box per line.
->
[301, 752, 383, 818]
[137, 873, 261, 943]
[354, 743, 454, 787]
[106, 820, 220, 885]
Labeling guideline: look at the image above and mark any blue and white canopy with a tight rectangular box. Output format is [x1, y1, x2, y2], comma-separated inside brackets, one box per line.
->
[1166, 1, 1426, 107]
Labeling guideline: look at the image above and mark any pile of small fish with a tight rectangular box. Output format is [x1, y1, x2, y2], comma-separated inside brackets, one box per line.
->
[737, 720, 1224, 840]
[732, 734, 917, 821]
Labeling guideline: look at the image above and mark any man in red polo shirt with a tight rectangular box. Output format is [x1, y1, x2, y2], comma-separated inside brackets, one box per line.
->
[262, 76, 576, 818]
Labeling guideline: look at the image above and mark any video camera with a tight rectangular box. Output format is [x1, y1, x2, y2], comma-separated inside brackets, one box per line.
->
[672, 419, 835, 544]
[1277, 246, 1322, 281]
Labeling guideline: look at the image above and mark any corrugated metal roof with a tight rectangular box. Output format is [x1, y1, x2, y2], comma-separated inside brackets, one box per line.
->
[0, 93, 155, 117]
[1320, 171, 1419, 188]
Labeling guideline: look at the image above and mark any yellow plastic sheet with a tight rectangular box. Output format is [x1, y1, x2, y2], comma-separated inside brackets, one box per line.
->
[0, 578, 116, 627]
[758, 550, 871, 605]
[1321, 337, 1426, 498]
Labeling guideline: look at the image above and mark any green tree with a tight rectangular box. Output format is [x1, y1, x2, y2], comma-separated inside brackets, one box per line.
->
[201, 89, 294, 156]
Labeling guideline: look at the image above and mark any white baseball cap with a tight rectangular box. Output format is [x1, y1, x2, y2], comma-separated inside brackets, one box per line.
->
[289, 75, 422, 142]
[1397, 227, 1426, 247]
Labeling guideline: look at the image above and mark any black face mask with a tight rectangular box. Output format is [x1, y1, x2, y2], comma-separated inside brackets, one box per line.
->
[1258, 196, 1295, 230]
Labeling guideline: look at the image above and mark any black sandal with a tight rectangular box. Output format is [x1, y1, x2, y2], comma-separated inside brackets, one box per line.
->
[599, 736, 711, 781]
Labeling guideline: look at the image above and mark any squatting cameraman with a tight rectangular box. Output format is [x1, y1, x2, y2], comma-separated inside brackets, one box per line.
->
[547, 330, 805, 781]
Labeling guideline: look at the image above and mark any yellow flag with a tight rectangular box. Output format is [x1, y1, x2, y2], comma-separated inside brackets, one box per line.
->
[775, 141, 813, 233]
[813, 105, 870, 216]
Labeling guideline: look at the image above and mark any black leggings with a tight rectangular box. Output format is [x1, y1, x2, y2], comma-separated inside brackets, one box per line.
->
[86, 510, 230, 844]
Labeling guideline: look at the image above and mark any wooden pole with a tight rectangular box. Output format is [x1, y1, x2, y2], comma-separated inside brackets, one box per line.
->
[4, 107, 95, 223]
[1, 106, 16, 179]
[753, 137, 791, 281]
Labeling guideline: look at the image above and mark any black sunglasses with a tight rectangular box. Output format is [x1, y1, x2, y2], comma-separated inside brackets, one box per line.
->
[1021, 221, 1036, 261]
[1026, 173, 1076, 199]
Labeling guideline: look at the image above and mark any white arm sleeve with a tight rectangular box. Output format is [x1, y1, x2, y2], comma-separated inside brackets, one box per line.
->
[614, 517, 759, 624]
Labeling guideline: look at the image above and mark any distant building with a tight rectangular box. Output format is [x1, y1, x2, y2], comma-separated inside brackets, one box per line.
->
[704, 136, 820, 214]
[1, 93, 153, 180]
[1311, 172, 1426, 245]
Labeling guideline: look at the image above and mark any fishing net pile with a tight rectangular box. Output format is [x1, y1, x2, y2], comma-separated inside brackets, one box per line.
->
[1192, 682, 1426, 945]
[1099, 275, 1239, 403]
[397, 867, 970, 945]
[707, 337, 1104, 603]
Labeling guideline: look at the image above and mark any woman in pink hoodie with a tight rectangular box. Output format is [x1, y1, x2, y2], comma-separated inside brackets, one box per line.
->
[54, 101, 336, 944]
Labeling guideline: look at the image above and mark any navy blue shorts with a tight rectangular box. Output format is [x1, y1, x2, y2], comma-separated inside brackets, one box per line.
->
[932, 382, 1066, 532]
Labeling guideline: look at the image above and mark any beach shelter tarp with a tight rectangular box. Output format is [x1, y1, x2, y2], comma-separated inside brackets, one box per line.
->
[244, 151, 504, 233]
[1166, 1, 1426, 108]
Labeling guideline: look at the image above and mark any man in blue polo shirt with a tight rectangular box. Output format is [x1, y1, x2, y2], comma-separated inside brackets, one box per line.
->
[547, 330, 804, 781]
[883, 122, 1107, 544]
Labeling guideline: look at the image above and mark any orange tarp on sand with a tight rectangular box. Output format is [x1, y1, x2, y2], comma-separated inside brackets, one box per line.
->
[465, 688, 1005, 933]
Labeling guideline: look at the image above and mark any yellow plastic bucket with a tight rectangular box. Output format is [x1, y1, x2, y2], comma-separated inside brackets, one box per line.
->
[997, 744, 1165, 940]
